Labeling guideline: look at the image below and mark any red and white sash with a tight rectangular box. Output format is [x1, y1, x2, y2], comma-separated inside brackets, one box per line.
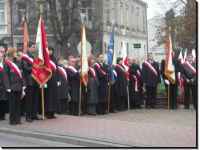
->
[5, 59, 22, 79]
[136, 70, 141, 77]
[89, 67, 96, 78]
[0, 62, 3, 72]
[58, 66, 68, 81]
[115, 64, 126, 72]
[133, 75, 138, 92]
[144, 61, 158, 76]
[68, 66, 78, 73]
[113, 70, 117, 77]
[22, 54, 33, 65]
[184, 61, 196, 75]
[94, 63, 106, 75]
[177, 72, 184, 88]
[49, 60, 57, 71]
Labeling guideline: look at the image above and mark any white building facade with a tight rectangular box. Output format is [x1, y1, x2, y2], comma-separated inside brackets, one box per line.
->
[101, 0, 148, 64]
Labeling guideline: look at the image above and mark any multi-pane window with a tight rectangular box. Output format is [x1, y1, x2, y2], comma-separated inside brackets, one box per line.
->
[0, 0, 5, 33]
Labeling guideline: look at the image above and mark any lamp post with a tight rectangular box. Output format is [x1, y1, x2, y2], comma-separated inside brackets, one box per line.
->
[9, 0, 14, 47]
[36, 0, 45, 16]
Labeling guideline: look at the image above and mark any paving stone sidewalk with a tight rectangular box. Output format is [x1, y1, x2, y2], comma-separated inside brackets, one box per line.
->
[0, 109, 197, 147]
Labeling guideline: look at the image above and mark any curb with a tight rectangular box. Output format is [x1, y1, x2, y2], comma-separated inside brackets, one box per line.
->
[0, 127, 134, 147]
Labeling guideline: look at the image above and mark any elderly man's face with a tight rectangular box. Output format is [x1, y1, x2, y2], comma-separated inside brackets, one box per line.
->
[68, 58, 76, 66]
[0, 47, 5, 59]
[98, 54, 104, 63]
[187, 55, 193, 63]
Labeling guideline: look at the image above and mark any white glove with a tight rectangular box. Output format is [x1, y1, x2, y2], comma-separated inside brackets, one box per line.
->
[6, 89, 11, 93]
[67, 93, 71, 102]
[22, 86, 26, 90]
[21, 90, 26, 99]
[57, 81, 61, 86]
[164, 79, 170, 85]
[44, 84, 48, 88]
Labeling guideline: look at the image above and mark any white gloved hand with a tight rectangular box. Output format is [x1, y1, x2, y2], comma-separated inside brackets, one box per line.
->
[21, 90, 26, 99]
[6, 89, 11, 93]
[57, 81, 61, 86]
[44, 84, 48, 88]
[164, 79, 170, 85]
[22, 86, 26, 90]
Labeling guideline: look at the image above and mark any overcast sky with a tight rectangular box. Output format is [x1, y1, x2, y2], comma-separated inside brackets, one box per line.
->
[144, 0, 179, 19]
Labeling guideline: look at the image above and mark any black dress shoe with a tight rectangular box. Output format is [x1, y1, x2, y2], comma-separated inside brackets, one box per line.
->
[0, 117, 5, 121]
[10, 122, 17, 125]
[32, 116, 42, 120]
[26, 118, 33, 122]
[88, 112, 97, 116]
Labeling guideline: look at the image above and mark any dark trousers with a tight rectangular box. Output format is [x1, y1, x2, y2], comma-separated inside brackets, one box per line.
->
[116, 95, 127, 111]
[57, 98, 68, 114]
[25, 86, 33, 120]
[32, 86, 40, 118]
[0, 100, 6, 119]
[109, 86, 117, 112]
[20, 97, 26, 116]
[97, 100, 107, 114]
[166, 84, 178, 109]
[146, 86, 157, 108]
[133, 90, 143, 108]
[9, 91, 21, 124]
[69, 101, 79, 116]
[87, 103, 97, 114]
[184, 83, 197, 109]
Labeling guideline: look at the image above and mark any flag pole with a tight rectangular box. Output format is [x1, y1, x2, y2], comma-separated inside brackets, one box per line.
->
[168, 84, 170, 110]
[41, 86, 45, 120]
[79, 82, 82, 116]
[79, 25, 83, 116]
[107, 81, 111, 113]
[127, 81, 130, 110]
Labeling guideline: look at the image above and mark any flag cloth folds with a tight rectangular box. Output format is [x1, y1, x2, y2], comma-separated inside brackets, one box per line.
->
[178, 49, 184, 64]
[121, 41, 129, 71]
[80, 25, 89, 86]
[107, 29, 117, 83]
[32, 16, 52, 86]
[164, 33, 175, 84]
[23, 19, 29, 53]
[107, 29, 115, 66]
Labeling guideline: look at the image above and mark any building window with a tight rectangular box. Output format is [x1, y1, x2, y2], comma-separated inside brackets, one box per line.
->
[136, 6, 140, 16]
[0, 0, 5, 33]
[143, 10, 146, 33]
[17, 2, 26, 26]
[106, 9, 110, 24]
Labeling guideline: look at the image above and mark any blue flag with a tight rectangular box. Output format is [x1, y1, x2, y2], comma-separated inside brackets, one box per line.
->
[107, 30, 116, 83]
[107, 30, 114, 66]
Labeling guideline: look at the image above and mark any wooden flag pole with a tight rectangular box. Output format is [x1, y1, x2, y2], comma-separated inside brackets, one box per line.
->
[127, 81, 130, 110]
[107, 81, 111, 113]
[41, 87, 45, 120]
[168, 84, 170, 110]
[79, 82, 82, 116]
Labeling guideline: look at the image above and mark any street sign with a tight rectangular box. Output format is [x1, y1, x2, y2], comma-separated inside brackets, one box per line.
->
[77, 40, 92, 55]
[133, 43, 141, 48]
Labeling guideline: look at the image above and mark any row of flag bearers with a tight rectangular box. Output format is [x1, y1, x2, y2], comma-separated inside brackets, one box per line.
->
[0, 45, 196, 125]
[0, 16, 197, 125]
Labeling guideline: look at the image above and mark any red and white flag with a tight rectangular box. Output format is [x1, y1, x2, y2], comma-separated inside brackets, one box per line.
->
[164, 33, 175, 84]
[120, 41, 129, 80]
[32, 16, 52, 86]
[80, 25, 89, 86]
[23, 18, 29, 53]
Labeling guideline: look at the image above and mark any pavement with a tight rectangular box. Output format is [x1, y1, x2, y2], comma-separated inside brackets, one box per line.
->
[0, 132, 80, 147]
[0, 108, 197, 148]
